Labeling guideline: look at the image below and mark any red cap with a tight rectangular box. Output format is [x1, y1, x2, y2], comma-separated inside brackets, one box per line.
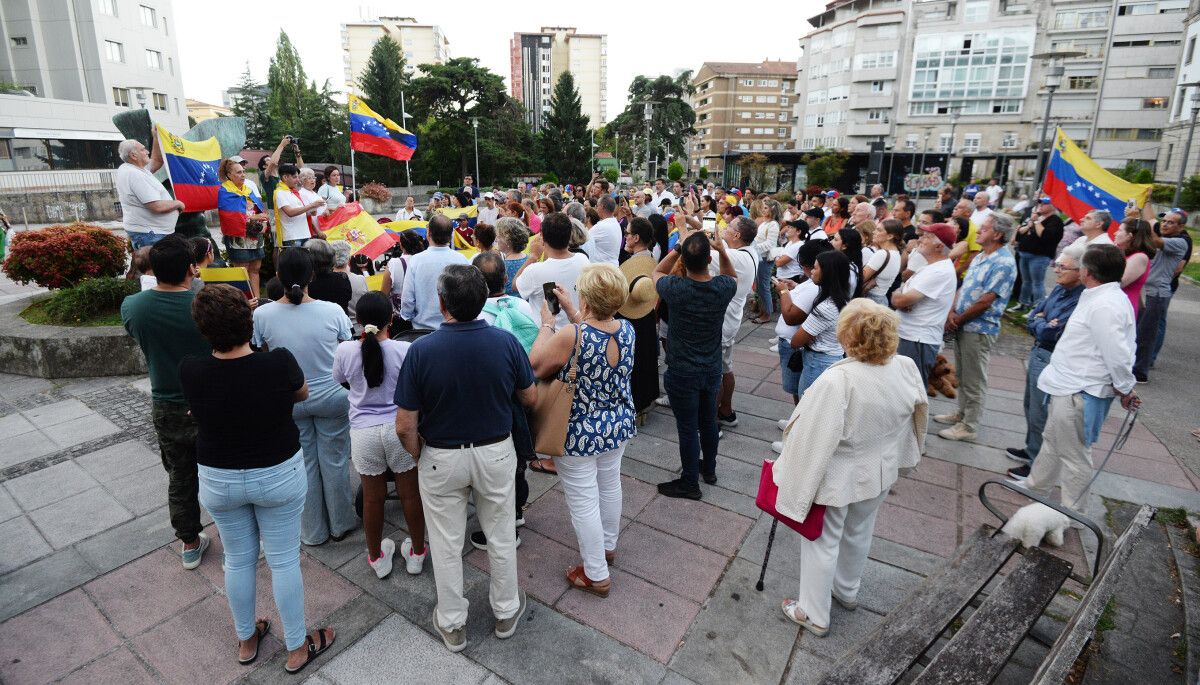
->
[918, 222, 958, 249]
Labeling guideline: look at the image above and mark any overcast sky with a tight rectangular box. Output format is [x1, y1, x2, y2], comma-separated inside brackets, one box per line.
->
[175, 1, 825, 114]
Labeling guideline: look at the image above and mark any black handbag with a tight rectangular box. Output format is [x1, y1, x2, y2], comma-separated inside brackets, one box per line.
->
[787, 346, 805, 373]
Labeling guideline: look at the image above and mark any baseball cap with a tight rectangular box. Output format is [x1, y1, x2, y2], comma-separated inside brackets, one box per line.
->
[803, 208, 825, 219]
[824, 190, 839, 198]
[918, 222, 958, 248]
[483, 191, 494, 199]
[1157, 207, 1187, 221]
[1037, 197, 1053, 204]
[432, 192, 445, 200]
[872, 198, 887, 207]
[729, 188, 743, 197]
[229, 155, 248, 165]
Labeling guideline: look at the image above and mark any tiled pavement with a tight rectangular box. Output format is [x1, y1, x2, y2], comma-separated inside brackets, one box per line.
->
[0, 321, 1197, 684]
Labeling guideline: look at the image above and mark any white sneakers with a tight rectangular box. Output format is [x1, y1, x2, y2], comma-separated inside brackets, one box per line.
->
[654, 395, 671, 407]
[400, 537, 427, 575]
[931, 413, 962, 425]
[369, 538, 396, 579]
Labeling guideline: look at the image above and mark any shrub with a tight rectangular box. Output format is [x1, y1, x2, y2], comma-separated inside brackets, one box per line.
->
[540, 171, 559, 185]
[603, 168, 619, 184]
[1152, 184, 1175, 204]
[41, 277, 139, 325]
[359, 182, 392, 204]
[698, 166, 709, 180]
[3, 223, 127, 289]
[667, 161, 684, 182]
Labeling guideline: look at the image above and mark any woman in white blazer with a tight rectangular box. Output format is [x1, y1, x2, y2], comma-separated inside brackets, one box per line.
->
[773, 299, 928, 636]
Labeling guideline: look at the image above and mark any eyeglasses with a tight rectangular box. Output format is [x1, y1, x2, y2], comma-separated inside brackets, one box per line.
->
[1052, 263, 1078, 271]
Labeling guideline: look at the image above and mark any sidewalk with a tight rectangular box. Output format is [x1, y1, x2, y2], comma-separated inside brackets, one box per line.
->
[0, 321, 1195, 684]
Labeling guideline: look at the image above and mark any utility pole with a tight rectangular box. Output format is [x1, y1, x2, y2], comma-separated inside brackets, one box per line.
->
[1173, 83, 1200, 207]
[1031, 51, 1083, 189]
[471, 118, 480, 186]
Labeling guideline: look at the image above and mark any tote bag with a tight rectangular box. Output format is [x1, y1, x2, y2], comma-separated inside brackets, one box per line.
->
[755, 459, 825, 540]
[530, 325, 582, 457]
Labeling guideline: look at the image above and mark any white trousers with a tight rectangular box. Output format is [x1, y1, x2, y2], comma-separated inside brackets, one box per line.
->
[797, 490, 888, 628]
[556, 445, 625, 581]
[1024, 393, 1094, 508]
[418, 437, 520, 631]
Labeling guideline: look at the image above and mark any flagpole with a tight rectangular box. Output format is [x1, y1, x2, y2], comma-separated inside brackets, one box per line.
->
[350, 147, 357, 202]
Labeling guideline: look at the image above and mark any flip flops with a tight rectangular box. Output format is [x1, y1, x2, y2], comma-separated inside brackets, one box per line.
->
[283, 627, 335, 674]
[528, 458, 558, 475]
[237, 619, 271, 665]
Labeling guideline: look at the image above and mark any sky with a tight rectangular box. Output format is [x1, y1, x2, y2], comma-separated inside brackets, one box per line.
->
[175, 0, 826, 114]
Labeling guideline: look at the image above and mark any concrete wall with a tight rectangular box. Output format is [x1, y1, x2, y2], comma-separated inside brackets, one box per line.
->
[0, 188, 120, 223]
[0, 295, 146, 379]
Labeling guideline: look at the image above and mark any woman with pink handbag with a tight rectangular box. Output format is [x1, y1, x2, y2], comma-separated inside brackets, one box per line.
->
[771, 299, 928, 637]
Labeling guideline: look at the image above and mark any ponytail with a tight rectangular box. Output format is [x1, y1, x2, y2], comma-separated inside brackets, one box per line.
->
[355, 291, 393, 388]
[286, 284, 304, 305]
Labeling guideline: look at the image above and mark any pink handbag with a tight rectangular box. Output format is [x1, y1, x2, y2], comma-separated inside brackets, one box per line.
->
[755, 459, 826, 541]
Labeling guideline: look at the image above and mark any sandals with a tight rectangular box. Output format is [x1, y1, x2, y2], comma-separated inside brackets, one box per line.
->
[237, 619, 271, 665]
[567, 564, 611, 597]
[605, 549, 615, 565]
[781, 599, 828, 637]
[529, 458, 558, 475]
[284, 627, 336, 674]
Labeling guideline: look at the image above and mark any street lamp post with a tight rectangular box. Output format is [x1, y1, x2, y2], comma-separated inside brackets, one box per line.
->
[722, 140, 729, 186]
[944, 110, 960, 182]
[1031, 51, 1084, 188]
[471, 118, 480, 186]
[400, 90, 412, 189]
[1173, 83, 1200, 207]
[643, 102, 653, 182]
[884, 140, 896, 195]
[918, 128, 932, 184]
[615, 132, 620, 175]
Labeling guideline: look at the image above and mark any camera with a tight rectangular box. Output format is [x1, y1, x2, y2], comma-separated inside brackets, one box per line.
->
[286, 135, 300, 145]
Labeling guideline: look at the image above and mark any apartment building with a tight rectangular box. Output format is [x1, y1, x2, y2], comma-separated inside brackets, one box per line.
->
[688, 61, 797, 180]
[341, 17, 450, 93]
[510, 27, 607, 130]
[0, 0, 188, 171]
[1155, 0, 1200, 182]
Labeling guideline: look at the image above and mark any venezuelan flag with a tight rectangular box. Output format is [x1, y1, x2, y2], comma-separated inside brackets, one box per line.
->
[381, 220, 428, 241]
[348, 94, 416, 161]
[156, 124, 221, 211]
[434, 204, 478, 227]
[318, 202, 396, 260]
[199, 267, 253, 299]
[1044, 128, 1152, 233]
[216, 181, 264, 238]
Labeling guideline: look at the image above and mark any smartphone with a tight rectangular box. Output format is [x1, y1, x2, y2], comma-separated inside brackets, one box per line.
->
[702, 217, 717, 232]
[542, 282, 561, 315]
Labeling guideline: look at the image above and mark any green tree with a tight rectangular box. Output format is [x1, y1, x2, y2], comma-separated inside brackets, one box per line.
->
[698, 166, 709, 180]
[802, 148, 849, 189]
[356, 35, 411, 185]
[735, 153, 769, 189]
[265, 31, 308, 162]
[296, 79, 348, 165]
[603, 168, 619, 184]
[229, 66, 271, 149]
[607, 72, 696, 180]
[667, 161, 684, 182]
[540, 72, 592, 184]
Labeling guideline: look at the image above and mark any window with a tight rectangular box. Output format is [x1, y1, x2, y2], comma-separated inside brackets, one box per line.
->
[877, 24, 899, 39]
[145, 49, 162, 70]
[755, 95, 777, 103]
[1053, 9, 1109, 29]
[855, 51, 897, 70]
[1143, 97, 1168, 109]
[1095, 128, 1162, 140]
[939, 134, 953, 153]
[871, 80, 887, 94]
[740, 95, 754, 103]
[743, 79, 754, 86]
[867, 109, 884, 121]
[908, 29, 1033, 115]
[1149, 67, 1175, 78]
[112, 87, 130, 107]
[905, 134, 919, 149]
[964, 0, 989, 22]
[962, 134, 981, 153]
[802, 137, 816, 149]
[104, 40, 124, 62]
[1050, 39, 1104, 59]
[779, 128, 788, 137]
[754, 112, 768, 119]
[738, 127, 751, 134]
[781, 96, 790, 106]
[1002, 132, 1018, 148]
[1067, 76, 1097, 90]
[1118, 1, 1188, 14]
[1112, 39, 1178, 47]
[828, 85, 849, 101]
[168, 56, 173, 75]
[140, 4, 156, 27]
[152, 92, 167, 110]
[807, 89, 826, 104]
[99, 0, 117, 15]
[741, 111, 752, 119]
[1188, 37, 1197, 65]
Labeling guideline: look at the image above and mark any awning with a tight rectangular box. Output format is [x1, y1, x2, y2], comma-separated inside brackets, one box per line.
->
[6, 128, 124, 142]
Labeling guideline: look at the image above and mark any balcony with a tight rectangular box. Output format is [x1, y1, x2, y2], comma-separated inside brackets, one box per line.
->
[851, 67, 898, 83]
[849, 92, 893, 110]
[853, 121, 891, 137]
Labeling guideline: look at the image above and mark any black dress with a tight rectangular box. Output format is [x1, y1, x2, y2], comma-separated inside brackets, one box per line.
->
[308, 271, 352, 315]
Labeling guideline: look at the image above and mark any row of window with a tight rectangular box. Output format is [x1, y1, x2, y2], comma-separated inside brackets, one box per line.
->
[738, 111, 789, 121]
[112, 87, 172, 111]
[734, 127, 790, 137]
[738, 78, 793, 89]
[800, 137, 845, 149]
[1095, 128, 1162, 141]
[738, 94, 790, 105]
[104, 40, 170, 73]
[99, 0, 163, 28]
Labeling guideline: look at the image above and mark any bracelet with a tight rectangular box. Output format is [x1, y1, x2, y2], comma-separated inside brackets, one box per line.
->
[540, 323, 554, 330]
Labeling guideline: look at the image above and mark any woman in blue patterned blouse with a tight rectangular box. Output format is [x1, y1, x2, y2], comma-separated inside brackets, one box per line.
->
[530, 263, 636, 598]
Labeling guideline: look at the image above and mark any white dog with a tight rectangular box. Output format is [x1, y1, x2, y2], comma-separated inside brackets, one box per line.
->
[1001, 503, 1070, 548]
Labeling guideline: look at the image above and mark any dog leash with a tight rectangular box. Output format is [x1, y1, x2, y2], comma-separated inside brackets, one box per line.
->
[1069, 407, 1138, 510]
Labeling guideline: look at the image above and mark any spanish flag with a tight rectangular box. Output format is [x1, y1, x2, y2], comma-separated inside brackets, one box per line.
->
[216, 180, 263, 238]
[1044, 128, 1153, 233]
[156, 124, 221, 211]
[318, 202, 396, 259]
[348, 94, 416, 161]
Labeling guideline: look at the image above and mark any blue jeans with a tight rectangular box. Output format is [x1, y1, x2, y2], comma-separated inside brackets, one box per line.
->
[293, 384, 356, 545]
[755, 258, 775, 317]
[281, 238, 308, 248]
[1151, 295, 1171, 367]
[1022, 346, 1053, 459]
[797, 349, 842, 398]
[778, 336, 801, 396]
[127, 231, 167, 249]
[1017, 252, 1050, 307]
[1134, 294, 1171, 378]
[663, 368, 722, 487]
[198, 451, 307, 650]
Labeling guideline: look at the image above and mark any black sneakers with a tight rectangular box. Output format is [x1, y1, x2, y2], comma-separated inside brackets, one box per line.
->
[1007, 463, 1031, 480]
[657, 479, 702, 500]
[1005, 448, 1030, 463]
[718, 412, 739, 427]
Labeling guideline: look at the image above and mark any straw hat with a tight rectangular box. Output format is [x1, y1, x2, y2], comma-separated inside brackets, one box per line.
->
[618, 254, 658, 319]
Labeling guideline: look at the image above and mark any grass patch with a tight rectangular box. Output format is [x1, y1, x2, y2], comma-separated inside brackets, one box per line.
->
[1157, 507, 1189, 528]
[1058, 588, 1083, 601]
[20, 299, 123, 327]
[1095, 596, 1117, 633]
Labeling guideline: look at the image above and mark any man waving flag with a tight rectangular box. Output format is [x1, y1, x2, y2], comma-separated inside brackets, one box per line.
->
[348, 94, 416, 161]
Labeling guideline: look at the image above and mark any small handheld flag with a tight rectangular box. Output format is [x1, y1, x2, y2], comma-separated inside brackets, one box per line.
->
[199, 267, 253, 299]
[348, 94, 416, 161]
[1043, 128, 1152, 233]
[156, 124, 221, 211]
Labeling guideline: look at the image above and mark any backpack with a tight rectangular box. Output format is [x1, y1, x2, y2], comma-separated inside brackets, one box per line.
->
[482, 296, 539, 354]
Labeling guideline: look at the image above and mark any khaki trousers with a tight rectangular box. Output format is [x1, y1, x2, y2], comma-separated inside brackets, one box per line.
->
[1024, 394, 1093, 508]
[953, 331, 996, 432]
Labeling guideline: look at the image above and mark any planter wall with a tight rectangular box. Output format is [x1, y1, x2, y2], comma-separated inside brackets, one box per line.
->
[0, 294, 146, 378]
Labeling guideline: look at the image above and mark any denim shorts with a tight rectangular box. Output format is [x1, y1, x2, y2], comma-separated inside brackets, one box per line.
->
[223, 236, 265, 262]
[778, 336, 800, 395]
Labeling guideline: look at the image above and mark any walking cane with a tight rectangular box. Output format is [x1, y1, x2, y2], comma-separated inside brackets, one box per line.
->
[755, 519, 779, 591]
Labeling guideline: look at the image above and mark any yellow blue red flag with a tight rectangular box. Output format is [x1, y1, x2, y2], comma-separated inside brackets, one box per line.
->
[1044, 128, 1152, 232]
[317, 202, 396, 259]
[199, 267, 253, 298]
[156, 124, 221, 211]
[348, 94, 416, 161]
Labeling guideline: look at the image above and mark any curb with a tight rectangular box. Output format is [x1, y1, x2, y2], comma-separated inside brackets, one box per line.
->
[1166, 522, 1200, 684]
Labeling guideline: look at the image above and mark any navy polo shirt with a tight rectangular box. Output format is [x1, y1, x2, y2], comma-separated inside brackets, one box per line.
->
[394, 319, 535, 444]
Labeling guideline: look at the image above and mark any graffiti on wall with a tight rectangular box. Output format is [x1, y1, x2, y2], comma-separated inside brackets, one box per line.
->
[903, 168, 945, 195]
[43, 202, 89, 222]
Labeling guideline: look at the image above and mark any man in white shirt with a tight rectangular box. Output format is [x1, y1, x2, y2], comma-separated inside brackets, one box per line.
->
[1016, 244, 1139, 507]
[713, 216, 761, 428]
[477, 193, 500, 225]
[115, 139, 185, 249]
[1068, 210, 1115, 249]
[969, 191, 992, 228]
[273, 164, 325, 247]
[891, 222, 959, 388]
[651, 179, 676, 209]
[985, 178, 1003, 206]
[395, 196, 423, 222]
[588, 196, 623, 265]
[514, 212, 589, 330]
[634, 189, 657, 218]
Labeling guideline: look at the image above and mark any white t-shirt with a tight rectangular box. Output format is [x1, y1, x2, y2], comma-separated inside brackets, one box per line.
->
[985, 184, 1003, 204]
[477, 205, 500, 225]
[775, 279, 819, 341]
[907, 249, 928, 273]
[386, 257, 409, 297]
[970, 208, 991, 229]
[801, 298, 846, 355]
[394, 207, 423, 222]
[1070, 232, 1115, 249]
[589, 217, 622, 265]
[117, 163, 177, 234]
[300, 187, 322, 228]
[479, 295, 536, 325]
[776, 240, 803, 279]
[318, 183, 346, 212]
[897, 257, 957, 345]
[514, 253, 589, 330]
[275, 187, 311, 242]
[864, 248, 901, 303]
[708, 246, 759, 344]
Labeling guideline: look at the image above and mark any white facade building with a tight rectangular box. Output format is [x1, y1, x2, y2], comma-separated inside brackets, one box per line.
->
[341, 17, 450, 93]
[510, 27, 607, 131]
[1156, 0, 1200, 182]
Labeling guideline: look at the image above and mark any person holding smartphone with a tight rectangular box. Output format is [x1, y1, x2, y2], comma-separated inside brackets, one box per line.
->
[514, 212, 588, 330]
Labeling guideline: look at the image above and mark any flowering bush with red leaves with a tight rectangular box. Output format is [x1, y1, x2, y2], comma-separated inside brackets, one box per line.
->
[3, 223, 128, 289]
[359, 182, 393, 204]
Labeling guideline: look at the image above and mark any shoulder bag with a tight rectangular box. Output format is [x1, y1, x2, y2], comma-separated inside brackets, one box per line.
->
[861, 249, 892, 294]
[530, 324, 582, 457]
[756, 458, 825, 540]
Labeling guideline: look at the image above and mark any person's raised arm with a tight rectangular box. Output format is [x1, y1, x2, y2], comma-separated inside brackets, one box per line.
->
[711, 232, 735, 278]
[270, 136, 290, 168]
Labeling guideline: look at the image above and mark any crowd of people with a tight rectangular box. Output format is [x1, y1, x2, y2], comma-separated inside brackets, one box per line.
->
[114, 131, 1192, 660]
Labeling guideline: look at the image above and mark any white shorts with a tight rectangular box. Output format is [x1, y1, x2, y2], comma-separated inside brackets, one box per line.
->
[721, 343, 734, 374]
[350, 423, 415, 476]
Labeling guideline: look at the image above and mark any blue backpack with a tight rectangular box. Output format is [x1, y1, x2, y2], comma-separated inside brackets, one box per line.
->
[482, 296, 539, 354]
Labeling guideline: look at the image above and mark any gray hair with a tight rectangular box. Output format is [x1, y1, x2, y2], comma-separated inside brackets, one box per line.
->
[597, 195, 616, 214]
[730, 215, 758, 244]
[1088, 209, 1112, 227]
[495, 217, 529, 252]
[564, 201, 586, 224]
[987, 211, 1015, 242]
[436, 264, 488, 321]
[305, 238, 335, 272]
[298, 167, 316, 180]
[118, 139, 141, 162]
[328, 239, 353, 268]
[568, 217, 590, 248]
[1059, 243, 1085, 266]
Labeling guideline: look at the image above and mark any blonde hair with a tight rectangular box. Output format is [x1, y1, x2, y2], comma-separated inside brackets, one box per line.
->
[575, 263, 627, 319]
[856, 219, 877, 249]
[836, 299, 899, 364]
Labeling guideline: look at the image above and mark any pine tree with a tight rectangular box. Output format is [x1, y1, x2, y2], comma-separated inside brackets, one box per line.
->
[265, 31, 307, 159]
[540, 72, 591, 184]
[296, 79, 348, 165]
[229, 65, 271, 149]
[357, 35, 410, 186]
